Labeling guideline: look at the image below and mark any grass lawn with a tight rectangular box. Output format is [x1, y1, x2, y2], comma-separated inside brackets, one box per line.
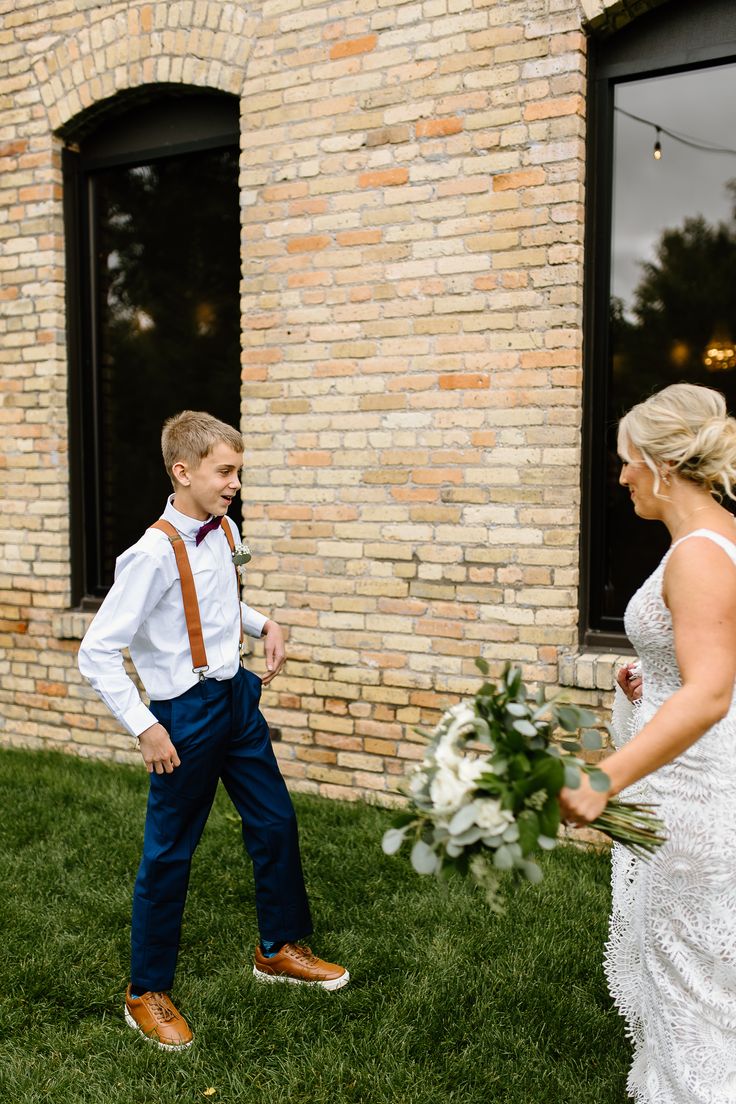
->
[0, 748, 629, 1104]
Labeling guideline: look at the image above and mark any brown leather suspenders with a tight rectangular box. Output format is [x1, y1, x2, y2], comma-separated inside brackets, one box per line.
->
[149, 518, 244, 679]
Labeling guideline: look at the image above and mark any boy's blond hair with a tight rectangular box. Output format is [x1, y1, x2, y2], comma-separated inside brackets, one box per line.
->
[161, 410, 244, 487]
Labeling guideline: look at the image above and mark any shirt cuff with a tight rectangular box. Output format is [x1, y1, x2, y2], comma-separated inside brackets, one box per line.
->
[124, 700, 159, 738]
[241, 603, 268, 639]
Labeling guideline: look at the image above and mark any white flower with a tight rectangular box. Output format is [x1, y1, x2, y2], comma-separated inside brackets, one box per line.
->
[429, 763, 474, 817]
[444, 702, 477, 741]
[457, 754, 491, 786]
[409, 770, 429, 797]
[473, 797, 515, 836]
[434, 736, 464, 770]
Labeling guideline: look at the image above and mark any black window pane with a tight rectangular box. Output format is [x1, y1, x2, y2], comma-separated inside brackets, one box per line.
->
[89, 146, 241, 591]
[600, 61, 736, 627]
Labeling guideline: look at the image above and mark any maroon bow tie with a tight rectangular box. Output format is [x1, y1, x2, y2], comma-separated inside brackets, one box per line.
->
[195, 517, 222, 546]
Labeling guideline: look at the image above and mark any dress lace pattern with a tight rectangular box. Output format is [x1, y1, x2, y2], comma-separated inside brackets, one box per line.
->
[605, 530, 736, 1103]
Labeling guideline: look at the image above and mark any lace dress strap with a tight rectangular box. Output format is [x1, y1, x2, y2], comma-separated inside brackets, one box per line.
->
[669, 527, 736, 568]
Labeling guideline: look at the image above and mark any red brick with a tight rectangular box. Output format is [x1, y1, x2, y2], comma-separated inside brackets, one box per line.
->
[415, 117, 463, 138]
[492, 169, 546, 191]
[358, 168, 408, 189]
[336, 229, 382, 247]
[438, 373, 489, 390]
[287, 235, 331, 254]
[329, 34, 378, 60]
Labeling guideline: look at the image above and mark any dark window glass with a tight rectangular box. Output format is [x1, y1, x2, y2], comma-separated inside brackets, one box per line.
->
[64, 92, 241, 602]
[585, 3, 736, 643]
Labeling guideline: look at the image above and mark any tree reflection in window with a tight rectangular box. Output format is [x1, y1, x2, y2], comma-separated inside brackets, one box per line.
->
[90, 146, 241, 592]
[597, 60, 736, 628]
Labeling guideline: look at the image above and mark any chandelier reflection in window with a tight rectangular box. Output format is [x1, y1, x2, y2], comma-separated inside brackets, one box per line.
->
[703, 326, 736, 372]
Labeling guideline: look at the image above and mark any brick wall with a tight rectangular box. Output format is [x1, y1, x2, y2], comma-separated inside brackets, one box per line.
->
[0, 0, 655, 801]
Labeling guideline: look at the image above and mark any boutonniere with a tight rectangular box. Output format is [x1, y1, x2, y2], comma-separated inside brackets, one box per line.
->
[232, 542, 252, 577]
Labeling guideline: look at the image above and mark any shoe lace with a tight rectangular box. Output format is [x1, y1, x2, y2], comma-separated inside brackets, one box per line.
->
[285, 943, 318, 965]
[146, 992, 176, 1023]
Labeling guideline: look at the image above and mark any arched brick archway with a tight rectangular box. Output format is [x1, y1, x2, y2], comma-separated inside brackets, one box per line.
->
[580, 0, 671, 34]
[33, 1, 257, 133]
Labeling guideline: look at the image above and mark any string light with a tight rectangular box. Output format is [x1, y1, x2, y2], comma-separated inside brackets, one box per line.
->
[614, 106, 736, 157]
[653, 127, 662, 160]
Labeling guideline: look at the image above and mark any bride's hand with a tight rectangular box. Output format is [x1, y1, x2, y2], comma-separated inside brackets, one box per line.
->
[616, 662, 642, 704]
[559, 773, 610, 826]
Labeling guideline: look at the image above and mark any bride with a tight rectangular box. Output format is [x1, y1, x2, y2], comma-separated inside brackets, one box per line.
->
[559, 383, 736, 1103]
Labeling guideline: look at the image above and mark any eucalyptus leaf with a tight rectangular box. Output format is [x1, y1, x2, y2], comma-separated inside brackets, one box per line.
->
[582, 729, 603, 750]
[513, 720, 538, 737]
[449, 825, 486, 847]
[522, 860, 544, 884]
[555, 705, 581, 732]
[493, 845, 514, 871]
[382, 827, 409, 855]
[475, 656, 490, 675]
[588, 768, 611, 793]
[448, 803, 479, 836]
[410, 839, 439, 875]
[505, 703, 528, 717]
[538, 834, 557, 851]
[473, 717, 491, 742]
[563, 762, 581, 789]
[560, 739, 581, 752]
[574, 708, 600, 728]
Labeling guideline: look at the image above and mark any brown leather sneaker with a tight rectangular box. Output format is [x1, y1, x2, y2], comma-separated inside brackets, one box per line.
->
[253, 943, 349, 991]
[124, 986, 193, 1050]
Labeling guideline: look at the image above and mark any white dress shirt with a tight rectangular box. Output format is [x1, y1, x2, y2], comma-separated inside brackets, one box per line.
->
[78, 497, 268, 737]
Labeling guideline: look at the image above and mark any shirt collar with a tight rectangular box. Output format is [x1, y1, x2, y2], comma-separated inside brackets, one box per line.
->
[162, 495, 212, 542]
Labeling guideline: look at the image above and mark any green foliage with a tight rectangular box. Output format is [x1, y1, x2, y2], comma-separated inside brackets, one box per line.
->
[384, 663, 665, 905]
[0, 748, 629, 1104]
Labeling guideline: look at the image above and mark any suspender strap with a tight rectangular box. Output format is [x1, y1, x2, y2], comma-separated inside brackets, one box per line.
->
[219, 519, 245, 655]
[149, 519, 210, 675]
[148, 517, 245, 674]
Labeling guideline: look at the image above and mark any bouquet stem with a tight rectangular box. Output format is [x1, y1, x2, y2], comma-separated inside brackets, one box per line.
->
[590, 798, 666, 857]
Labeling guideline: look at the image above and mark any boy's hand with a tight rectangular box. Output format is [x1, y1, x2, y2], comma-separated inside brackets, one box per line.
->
[138, 722, 181, 774]
[261, 620, 286, 685]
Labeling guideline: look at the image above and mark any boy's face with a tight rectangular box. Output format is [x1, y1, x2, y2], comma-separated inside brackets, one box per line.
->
[172, 442, 244, 521]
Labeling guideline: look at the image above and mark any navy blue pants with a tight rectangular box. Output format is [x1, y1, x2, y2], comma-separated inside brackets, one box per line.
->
[130, 666, 312, 993]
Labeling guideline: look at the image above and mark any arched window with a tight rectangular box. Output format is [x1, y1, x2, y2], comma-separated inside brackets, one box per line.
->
[583, 0, 736, 644]
[63, 87, 241, 604]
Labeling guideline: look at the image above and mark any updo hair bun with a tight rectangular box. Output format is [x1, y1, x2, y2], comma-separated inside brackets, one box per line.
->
[618, 383, 736, 500]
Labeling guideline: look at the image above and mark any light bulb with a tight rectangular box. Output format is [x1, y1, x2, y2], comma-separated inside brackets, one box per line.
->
[653, 128, 662, 160]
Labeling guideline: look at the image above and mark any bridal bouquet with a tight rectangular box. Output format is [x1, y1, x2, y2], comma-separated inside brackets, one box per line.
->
[382, 660, 666, 911]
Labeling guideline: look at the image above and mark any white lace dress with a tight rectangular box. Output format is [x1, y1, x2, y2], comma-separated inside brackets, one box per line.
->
[605, 530, 736, 1103]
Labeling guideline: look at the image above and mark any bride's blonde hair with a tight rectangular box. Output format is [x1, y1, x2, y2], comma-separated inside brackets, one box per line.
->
[618, 383, 736, 500]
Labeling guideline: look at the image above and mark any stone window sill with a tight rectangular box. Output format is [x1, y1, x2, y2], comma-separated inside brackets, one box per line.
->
[558, 650, 634, 692]
[53, 611, 97, 641]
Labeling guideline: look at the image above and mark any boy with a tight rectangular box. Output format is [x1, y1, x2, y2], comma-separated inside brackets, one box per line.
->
[78, 411, 348, 1051]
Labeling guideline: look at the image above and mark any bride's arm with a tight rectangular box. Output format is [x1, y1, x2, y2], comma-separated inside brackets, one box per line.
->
[560, 538, 736, 823]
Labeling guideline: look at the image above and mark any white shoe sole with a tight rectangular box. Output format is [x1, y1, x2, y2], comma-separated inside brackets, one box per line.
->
[252, 965, 350, 991]
[124, 1005, 193, 1050]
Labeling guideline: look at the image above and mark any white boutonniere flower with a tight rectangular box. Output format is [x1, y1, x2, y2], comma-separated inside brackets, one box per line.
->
[232, 542, 252, 577]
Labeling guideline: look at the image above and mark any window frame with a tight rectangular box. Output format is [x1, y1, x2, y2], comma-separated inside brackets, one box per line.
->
[581, 1, 736, 649]
[63, 89, 240, 607]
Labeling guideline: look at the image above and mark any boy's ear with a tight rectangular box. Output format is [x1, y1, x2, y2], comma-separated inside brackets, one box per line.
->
[171, 460, 190, 487]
